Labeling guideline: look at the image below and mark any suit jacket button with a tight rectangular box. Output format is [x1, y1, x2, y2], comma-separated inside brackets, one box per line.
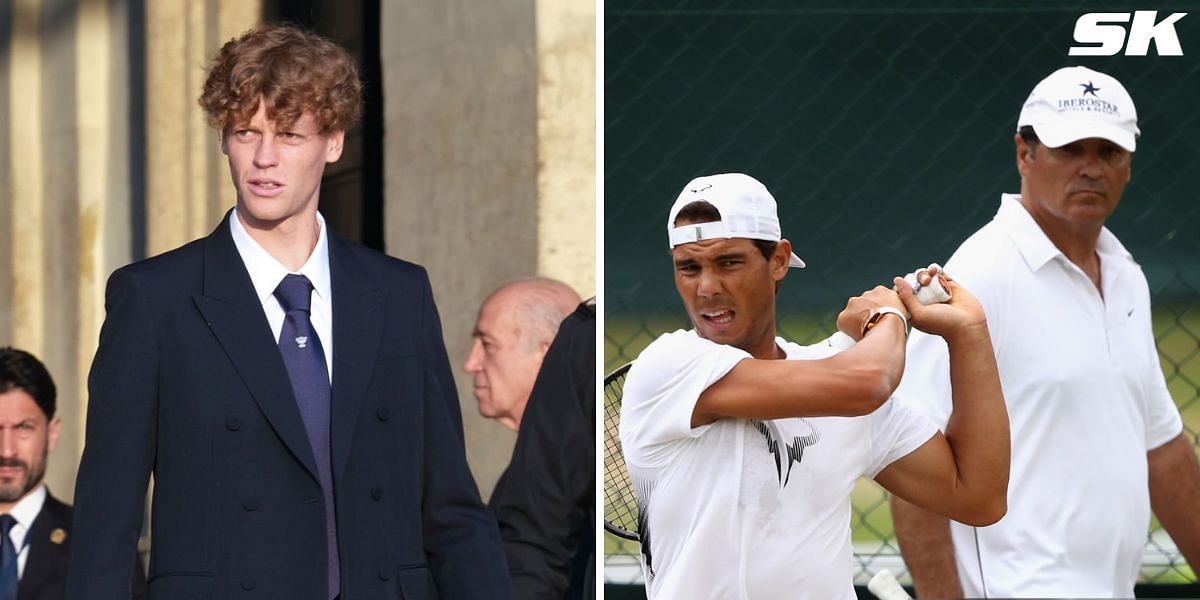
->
[378, 566, 394, 581]
[241, 578, 257, 590]
[243, 498, 259, 511]
[225, 417, 241, 431]
[370, 486, 383, 501]
[376, 406, 391, 421]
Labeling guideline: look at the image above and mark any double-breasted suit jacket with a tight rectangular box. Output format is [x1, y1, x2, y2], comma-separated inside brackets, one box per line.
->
[65, 216, 510, 599]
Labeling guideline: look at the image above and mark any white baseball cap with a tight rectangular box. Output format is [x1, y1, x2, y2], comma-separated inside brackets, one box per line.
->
[666, 173, 805, 269]
[1017, 66, 1139, 152]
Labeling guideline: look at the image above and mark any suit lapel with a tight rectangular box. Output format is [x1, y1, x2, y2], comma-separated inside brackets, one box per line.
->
[192, 215, 321, 483]
[18, 493, 70, 600]
[329, 238, 383, 477]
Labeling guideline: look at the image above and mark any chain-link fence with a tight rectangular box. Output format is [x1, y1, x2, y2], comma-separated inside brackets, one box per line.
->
[604, 0, 1200, 592]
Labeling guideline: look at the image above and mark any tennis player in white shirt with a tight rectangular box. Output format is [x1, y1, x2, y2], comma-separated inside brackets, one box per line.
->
[620, 173, 1011, 599]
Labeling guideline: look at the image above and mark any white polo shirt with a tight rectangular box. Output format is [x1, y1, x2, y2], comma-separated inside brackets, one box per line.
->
[896, 194, 1182, 598]
[622, 330, 936, 600]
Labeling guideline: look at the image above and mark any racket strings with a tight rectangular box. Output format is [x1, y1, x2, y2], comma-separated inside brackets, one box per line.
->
[603, 364, 640, 541]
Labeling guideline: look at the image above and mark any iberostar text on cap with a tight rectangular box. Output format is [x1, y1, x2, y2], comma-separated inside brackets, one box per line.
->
[1018, 65, 1140, 152]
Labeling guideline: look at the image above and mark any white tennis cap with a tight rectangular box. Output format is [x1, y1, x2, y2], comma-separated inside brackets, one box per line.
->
[1017, 66, 1139, 152]
[666, 173, 805, 269]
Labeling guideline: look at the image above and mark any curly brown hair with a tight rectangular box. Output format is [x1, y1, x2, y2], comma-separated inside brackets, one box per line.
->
[199, 24, 362, 134]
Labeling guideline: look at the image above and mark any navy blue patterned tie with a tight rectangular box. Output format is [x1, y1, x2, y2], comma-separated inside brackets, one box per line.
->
[0, 514, 17, 600]
[274, 274, 339, 598]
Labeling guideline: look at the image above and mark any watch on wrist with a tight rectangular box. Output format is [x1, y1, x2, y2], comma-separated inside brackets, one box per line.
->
[862, 306, 909, 338]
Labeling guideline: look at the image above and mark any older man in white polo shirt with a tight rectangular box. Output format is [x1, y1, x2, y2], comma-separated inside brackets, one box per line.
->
[891, 66, 1200, 598]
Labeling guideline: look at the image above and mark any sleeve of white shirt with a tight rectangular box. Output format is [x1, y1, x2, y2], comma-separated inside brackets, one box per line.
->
[866, 398, 939, 478]
[621, 330, 750, 469]
[1132, 273, 1184, 450]
[1143, 371, 1184, 450]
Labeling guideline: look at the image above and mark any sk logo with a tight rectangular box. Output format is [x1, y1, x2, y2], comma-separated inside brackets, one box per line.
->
[295, 336, 308, 349]
[1069, 11, 1187, 56]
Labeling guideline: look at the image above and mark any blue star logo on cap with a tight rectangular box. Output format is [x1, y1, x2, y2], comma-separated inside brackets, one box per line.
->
[1080, 81, 1101, 96]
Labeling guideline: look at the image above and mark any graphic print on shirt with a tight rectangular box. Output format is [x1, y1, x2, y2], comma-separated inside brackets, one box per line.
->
[752, 419, 821, 486]
[635, 476, 656, 580]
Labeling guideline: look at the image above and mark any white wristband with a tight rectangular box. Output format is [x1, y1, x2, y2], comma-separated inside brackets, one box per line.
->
[863, 306, 909, 337]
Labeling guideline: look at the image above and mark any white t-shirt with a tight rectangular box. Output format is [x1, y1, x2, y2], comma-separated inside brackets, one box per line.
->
[621, 329, 937, 600]
[896, 194, 1183, 598]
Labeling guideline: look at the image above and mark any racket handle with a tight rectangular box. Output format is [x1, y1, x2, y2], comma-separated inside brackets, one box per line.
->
[904, 263, 951, 305]
[867, 569, 913, 600]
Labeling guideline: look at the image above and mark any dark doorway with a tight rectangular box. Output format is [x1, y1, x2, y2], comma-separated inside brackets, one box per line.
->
[265, 0, 384, 250]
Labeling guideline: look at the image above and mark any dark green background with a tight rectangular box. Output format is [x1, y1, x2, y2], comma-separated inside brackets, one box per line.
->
[606, 1, 1200, 317]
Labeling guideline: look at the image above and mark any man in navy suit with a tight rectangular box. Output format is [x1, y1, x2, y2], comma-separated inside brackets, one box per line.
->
[65, 25, 509, 600]
[0, 347, 146, 600]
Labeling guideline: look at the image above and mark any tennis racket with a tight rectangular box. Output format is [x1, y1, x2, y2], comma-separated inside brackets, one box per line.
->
[603, 362, 640, 541]
[868, 569, 914, 600]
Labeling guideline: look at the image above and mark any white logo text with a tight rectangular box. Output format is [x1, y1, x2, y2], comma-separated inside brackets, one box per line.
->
[1069, 11, 1186, 56]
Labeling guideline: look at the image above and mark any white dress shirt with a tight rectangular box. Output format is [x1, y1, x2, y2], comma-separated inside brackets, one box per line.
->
[229, 209, 334, 381]
[4, 483, 46, 578]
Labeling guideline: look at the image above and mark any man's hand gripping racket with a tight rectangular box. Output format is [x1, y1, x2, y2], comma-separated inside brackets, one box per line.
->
[896, 263, 988, 340]
[904, 263, 951, 305]
[828, 263, 953, 349]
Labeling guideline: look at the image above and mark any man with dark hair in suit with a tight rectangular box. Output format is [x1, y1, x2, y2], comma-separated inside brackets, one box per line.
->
[66, 24, 508, 599]
[0, 347, 145, 600]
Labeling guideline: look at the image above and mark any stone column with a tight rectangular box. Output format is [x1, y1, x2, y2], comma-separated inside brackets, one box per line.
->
[382, 0, 595, 498]
[0, 0, 262, 501]
[537, 0, 596, 298]
[144, 1, 260, 256]
[1, 0, 134, 499]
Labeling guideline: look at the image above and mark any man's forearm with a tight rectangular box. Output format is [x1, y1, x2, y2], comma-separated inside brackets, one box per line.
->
[693, 316, 907, 424]
[1149, 434, 1200, 571]
[891, 495, 964, 598]
[943, 323, 1009, 518]
[846, 313, 908, 393]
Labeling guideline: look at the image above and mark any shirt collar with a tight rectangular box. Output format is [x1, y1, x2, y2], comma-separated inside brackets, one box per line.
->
[229, 208, 332, 305]
[995, 193, 1131, 271]
[7, 483, 46, 533]
[1095, 223, 1133, 262]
